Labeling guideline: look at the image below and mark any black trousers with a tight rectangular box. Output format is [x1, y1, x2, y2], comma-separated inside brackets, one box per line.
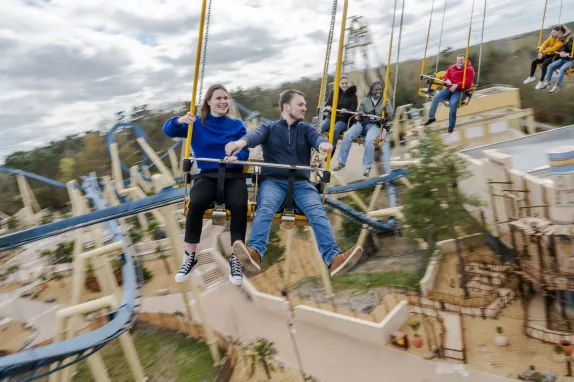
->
[530, 54, 554, 79]
[185, 169, 248, 245]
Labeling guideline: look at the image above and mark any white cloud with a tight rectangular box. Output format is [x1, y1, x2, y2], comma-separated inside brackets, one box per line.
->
[0, 0, 567, 160]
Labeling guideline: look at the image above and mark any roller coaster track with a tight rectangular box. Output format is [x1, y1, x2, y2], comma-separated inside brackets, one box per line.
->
[0, 103, 407, 379]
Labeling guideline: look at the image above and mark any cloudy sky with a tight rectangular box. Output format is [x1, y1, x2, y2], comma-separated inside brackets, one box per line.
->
[0, 0, 570, 161]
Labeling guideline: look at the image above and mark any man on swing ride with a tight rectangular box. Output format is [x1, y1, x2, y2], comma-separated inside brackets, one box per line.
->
[423, 54, 475, 133]
[225, 89, 363, 278]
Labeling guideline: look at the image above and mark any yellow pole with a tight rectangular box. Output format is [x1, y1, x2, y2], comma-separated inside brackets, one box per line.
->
[537, 0, 549, 48]
[419, 0, 435, 94]
[326, 0, 349, 170]
[381, 4, 397, 120]
[184, 0, 208, 158]
[460, 0, 474, 107]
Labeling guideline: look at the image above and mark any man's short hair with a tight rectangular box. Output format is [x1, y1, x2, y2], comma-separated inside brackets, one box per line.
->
[456, 53, 465, 58]
[279, 89, 305, 111]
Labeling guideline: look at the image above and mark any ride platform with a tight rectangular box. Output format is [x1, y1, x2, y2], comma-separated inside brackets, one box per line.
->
[422, 86, 537, 149]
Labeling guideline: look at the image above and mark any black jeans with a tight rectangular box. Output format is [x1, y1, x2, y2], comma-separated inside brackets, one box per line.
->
[185, 169, 248, 245]
[530, 54, 554, 79]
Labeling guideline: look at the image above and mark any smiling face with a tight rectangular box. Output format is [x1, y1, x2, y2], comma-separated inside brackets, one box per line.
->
[456, 55, 465, 69]
[207, 89, 230, 116]
[371, 84, 383, 99]
[551, 29, 560, 37]
[340, 77, 350, 91]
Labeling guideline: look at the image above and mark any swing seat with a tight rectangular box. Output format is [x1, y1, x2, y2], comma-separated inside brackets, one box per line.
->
[203, 202, 255, 225]
[418, 71, 447, 99]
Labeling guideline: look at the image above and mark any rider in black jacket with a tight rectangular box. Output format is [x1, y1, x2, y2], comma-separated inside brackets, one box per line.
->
[320, 75, 358, 155]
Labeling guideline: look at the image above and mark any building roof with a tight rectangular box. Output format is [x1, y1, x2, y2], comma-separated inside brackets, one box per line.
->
[461, 125, 574, 174]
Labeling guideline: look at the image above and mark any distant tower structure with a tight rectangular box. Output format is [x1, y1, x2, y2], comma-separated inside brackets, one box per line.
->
[341, 16, 388, 99]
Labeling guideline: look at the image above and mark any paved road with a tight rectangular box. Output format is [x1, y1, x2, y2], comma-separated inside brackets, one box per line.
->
[185, 283, 515, 382]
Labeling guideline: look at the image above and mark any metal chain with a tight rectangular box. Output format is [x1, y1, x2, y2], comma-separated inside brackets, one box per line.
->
[197, 0, 212, 107]
[318, 0, 339, 120]
[435, 0, 448, 74]
[477, 0, 486, 86]
[392, 0, 406, 109]
[558, 0, 563, 23]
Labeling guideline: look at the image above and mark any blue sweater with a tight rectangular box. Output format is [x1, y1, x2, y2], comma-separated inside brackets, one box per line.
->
[163, 114, 250, 171]
[241, 118, 327, 179]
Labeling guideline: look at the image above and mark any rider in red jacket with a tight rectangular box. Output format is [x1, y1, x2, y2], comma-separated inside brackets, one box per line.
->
[424, 54, 475, 133]
[443, 58, 475, 90]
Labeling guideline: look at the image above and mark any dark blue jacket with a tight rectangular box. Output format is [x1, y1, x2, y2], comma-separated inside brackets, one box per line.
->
[241, 118, 327, 179]
[163, 114, 250, 171]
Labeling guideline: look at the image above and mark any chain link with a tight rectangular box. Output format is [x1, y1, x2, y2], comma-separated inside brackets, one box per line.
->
[435, 0, 447, 74]
[477, 0, 487, 86]
[317, 0, 339, 122]
[392, 0, 405, 108]
[197, 0, 212, 107]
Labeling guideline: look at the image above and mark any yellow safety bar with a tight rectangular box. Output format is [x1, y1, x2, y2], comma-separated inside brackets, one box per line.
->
[380, 14, 394, 122]
[184, 0, 208, 158]
[325, 0, 349, 171]
[537, 0, 549, 49]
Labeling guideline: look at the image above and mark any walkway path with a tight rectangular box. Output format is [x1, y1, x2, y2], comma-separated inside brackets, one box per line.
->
[141, 282, 513, 382]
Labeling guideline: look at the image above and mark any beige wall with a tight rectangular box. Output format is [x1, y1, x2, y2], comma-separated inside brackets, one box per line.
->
[294, 301, 409, 347]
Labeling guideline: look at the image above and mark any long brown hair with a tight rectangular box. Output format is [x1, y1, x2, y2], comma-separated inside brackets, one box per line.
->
[200, 84, 232, 123]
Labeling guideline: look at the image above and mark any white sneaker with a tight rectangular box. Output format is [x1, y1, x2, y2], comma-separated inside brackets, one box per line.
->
[534, 81, 544, 90]
[524, 76, 536, 84]
[175, 251, 197, 282]
[549, 85, 560, 94]
[540, 81, 552, 90]
[228, 255, 243, 286]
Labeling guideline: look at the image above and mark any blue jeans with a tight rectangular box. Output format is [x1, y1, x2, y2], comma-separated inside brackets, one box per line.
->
[546, 59, 573, 86]
[337, 122, 379, 168]
[320, 119, 347, 154]
[428, 89, 466, 127]
[248, 179, 340, 265]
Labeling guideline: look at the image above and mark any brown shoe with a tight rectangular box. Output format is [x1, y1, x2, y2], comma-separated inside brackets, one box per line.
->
[329, 245, 363, 277]
[233, 240, 261, 276]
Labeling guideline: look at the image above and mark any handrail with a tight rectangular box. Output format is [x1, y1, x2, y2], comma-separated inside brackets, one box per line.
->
[189, 157, 327, 173]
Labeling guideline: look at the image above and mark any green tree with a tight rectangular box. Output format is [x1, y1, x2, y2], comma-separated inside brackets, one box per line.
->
[53, 241, 74, 264]
[155, 244, 171, 275]
[402, 126, 480, 296]
[59, 157, 75, 182]
[147, 219, 162, 240]
[247, 338, 277, 380]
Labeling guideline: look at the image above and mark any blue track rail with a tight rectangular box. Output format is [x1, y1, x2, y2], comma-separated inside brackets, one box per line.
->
[325, 168, 408, 194]
[0, 167, 70, 189]
[0, 174, 144, 380]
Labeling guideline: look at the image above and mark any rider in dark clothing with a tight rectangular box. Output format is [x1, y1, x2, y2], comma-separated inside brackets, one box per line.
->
[320, 75, 358, 155]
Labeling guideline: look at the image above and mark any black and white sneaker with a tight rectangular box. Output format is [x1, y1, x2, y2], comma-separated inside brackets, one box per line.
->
[228, 254, 243, 286]
[175, 251, 197, 282]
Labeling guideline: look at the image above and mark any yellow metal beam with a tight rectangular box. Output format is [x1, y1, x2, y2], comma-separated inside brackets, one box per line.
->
[326, 0, 349, 170]
[184, 0, 208, 158]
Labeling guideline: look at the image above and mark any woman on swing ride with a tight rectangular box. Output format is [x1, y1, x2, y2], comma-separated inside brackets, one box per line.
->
[524, 24, 570, 89]
[162, 84, 250, 286]
[332, 80, 394, 177]
[320, 75, 358, 155]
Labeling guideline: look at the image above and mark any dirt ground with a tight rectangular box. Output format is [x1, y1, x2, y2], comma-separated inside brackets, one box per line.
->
[463, 300, 574, 381]
[433, 249, 497, 297]
[0, 283, 24, 294]
[249, 232, 322, 298]
[0, 320, 34, 354]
